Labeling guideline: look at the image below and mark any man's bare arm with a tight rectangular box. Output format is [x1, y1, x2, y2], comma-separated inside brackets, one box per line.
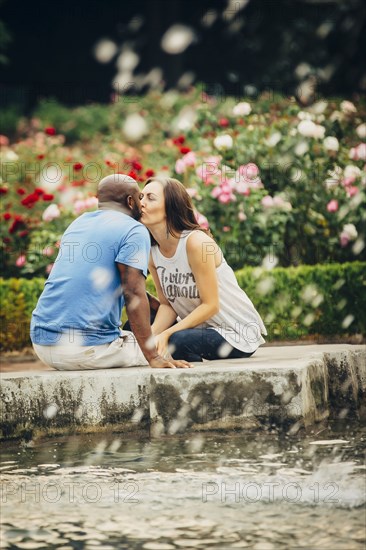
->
[117, 263, 192, 368]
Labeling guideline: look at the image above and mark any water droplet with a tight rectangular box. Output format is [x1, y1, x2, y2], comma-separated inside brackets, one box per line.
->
[43, 404, 58, 419]
[161, 25, 196, 54]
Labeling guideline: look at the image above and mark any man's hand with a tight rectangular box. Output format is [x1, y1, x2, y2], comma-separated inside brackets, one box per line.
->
[149, 355, 193, 369]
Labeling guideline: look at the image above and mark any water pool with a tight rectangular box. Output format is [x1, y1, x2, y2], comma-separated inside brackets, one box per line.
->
[1, 422, 365, 549]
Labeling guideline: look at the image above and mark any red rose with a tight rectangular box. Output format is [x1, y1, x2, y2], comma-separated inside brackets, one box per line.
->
[21, 193, 39, 206]
[219, 118, 229, 127]
[3, 213, 12, 220]
[180, 146, 191, 154]
[34, 188, 44, 195]
[132, 160, 143, 171]
[145, 169, 155, 178]
[17, 188, 26, 195]
[9, 218, 25, 234]
[19, 230, 29, 238]
[73, 162, 83, 171]
[45, 127, 56, 136]
[0, 187, 8, 194]
[128, 170, 138, 180]
[173, 135, 185, 145]
[43, 193, 54, 201]
[37, 154, 45, 160]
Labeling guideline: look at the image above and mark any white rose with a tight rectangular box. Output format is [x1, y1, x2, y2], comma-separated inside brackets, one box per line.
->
[340, 101, 357, 114]
[344, 165, 361, 179]
[233, 102, 251, 116]
[324, 178, 339, 190]
[343, 223, 358, 241]
[5, 150, 19, 161]
[297, 111, 313, 121]
[313, 124, 326, 139]
[295, 141, 309, 156]
[214, 134, 233, 150]
[266, 132, 282, 147]
[298, 120, 316, 137]
[356, 123, 366, 139]
[311, 100, 328, 114]
[330, 111, 342, 122]
[297, 120, 324, 139]
[323, 136, 339, 151]
[324, 165, 342, 189]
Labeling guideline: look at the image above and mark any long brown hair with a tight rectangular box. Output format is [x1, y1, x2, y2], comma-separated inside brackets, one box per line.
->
[144, 177, 212, 245]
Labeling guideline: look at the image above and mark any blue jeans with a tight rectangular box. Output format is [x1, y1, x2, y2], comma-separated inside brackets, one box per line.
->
[168, 328, 254, 362]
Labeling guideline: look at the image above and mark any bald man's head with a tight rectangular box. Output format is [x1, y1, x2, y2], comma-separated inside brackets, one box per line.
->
[97, 174, 142, 219]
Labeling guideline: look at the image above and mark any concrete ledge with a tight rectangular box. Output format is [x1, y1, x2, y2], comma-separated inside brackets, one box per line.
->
[1, 345, 365, 440]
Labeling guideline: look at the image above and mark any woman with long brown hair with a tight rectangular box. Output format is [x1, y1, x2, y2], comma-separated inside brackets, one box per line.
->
[140, 177, 267, 362]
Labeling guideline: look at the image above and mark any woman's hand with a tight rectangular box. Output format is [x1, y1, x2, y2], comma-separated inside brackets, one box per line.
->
[154, 331, 170, 357]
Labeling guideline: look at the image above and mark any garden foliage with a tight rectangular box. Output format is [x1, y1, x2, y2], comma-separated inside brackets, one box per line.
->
[0, 88, 365, 276]
[1, 262, 364, 350]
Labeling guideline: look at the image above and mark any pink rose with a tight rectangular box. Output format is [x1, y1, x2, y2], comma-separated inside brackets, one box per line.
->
[218, 192, 235, 204]
[236, 182, 250, 195]
[349, 143, 366, 161]
[16, 255, 26, 267]
[273, 196, 285, 207]
[211, 186, 220, 198]
[327, 199, 338, 212]
[183, 151, 196, 166]
[196, 161, 220, 182]
[175, 159, 186, 174]
[0, 135, 9, 147]
[261, 195, 274, 208]
[42, 204, 60, 222]
[42, 246, 55, 257]
[346, 186, 359, 197]
[357, 143, 366, 160]
[246, 163, 259, 179]
[194, 209, 209, 229]
[186, 188, 198, 198]
[340, 232, 350, 247]
[343, 176, 356, 186]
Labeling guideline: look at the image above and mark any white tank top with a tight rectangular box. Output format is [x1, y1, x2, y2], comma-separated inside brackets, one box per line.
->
[151, 231, 267, 353]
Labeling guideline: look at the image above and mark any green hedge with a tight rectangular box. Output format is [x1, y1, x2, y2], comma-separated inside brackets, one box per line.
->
[1, 262, 365, 351]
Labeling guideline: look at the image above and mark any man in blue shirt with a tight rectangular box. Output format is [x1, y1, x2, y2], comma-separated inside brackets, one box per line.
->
[31, 174, 191, 370]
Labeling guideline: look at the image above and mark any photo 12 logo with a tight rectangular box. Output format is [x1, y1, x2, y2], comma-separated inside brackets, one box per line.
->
[1, 480, 140, 504]
[202, 481, 339, 504]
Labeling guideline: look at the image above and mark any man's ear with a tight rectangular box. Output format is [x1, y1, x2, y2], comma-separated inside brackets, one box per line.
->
[127, 195, 133, 210]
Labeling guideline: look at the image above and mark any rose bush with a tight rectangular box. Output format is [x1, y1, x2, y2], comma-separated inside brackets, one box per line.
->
[0, 87, 365, 276]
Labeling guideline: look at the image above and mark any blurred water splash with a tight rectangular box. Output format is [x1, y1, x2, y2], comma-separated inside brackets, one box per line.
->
[94, 39, 118, 63]
[161, 24, 196, 54]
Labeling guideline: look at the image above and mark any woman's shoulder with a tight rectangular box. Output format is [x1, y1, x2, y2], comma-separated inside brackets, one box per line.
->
[186, 230, 222, 263]
[185, 229, 215, 248]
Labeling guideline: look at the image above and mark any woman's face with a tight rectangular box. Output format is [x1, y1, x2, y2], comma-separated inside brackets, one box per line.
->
[140, 181, 166, 227]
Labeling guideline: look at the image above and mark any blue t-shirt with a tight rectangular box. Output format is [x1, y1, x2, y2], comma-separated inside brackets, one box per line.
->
[31, 210, 151, 346]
